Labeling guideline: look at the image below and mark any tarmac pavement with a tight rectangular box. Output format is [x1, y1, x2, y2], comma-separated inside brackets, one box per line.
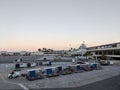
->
[0, 59, 120, 90]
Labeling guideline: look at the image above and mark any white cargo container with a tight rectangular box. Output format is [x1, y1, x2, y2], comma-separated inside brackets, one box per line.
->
[30, 62, 37, 67]
[19, 63, 27, 68]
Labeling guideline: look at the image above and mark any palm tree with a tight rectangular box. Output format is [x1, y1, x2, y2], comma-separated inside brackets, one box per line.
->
[101, 54, 107, 60]
[42, 48, 47, 52]
[38, 48, 41, 52]
[83, 51, 93, 59]
[84, 52, 93, 56]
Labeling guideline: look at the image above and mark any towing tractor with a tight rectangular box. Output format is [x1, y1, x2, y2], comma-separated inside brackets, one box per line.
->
[8, 71, 21, 79]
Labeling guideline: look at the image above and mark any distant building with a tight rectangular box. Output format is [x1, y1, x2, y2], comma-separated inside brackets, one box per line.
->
[0, 51, 14, 56]
[0, 51, 30, 56]
[20, 51, 27, 56]
[36, 55, 56, 61]
[31, 51, 44, 55]
[68, 43, 87, 56]
[0, 51, 8, 56]
[87, 42, 120, 60]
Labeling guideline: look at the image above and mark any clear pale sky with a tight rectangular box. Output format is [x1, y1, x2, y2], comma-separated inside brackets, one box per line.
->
[0, 0, 120, 51]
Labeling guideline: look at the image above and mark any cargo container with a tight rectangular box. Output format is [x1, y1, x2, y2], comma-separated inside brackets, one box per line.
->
[90, 63, 102, 70]
[61, 66, 73, 75]
[42, 61, 52, 66]
[15, 63, 27, 68]
[27, 63, 31, 67]
[15, 63, 20, 68]
[26, 69, 44, 81]
[30, 62, 37, 67]
[80, 64, 92, 71]
[99, 60, 110, 65]
[56, 66, 62, 73]
[46, 68, 52, 77]
[68, 64, 81, 73]
[45, 67, 59, 77]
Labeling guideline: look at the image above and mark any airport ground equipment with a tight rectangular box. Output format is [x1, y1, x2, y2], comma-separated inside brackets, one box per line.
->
[15, 62, 38, 69]
[72, 56, 89, 64]
[76, 61, 85, 64]
[27, 62, 37, 67]
[80, 63, 92, 71]
[56, 66, 62, 73]
[45, 67, 59, 77]
[109, 61, 114, 65]
[15, 63, 27, 68]
[99, 60, 110, 65]
[90, 63, 102, 70]
[8, 71, 20, 79]
[61, 66, 73, 75]
[68, 64, 81, 73]
[15, 58, 23, 63]
[39, 61, 52, 66]
[26, 69, 44, 81]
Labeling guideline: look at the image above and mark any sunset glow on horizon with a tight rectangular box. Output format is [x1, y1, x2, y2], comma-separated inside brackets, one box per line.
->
[0, 0, 120, 52]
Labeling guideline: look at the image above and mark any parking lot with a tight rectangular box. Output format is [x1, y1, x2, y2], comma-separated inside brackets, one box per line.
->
[0, 60, 120, 90]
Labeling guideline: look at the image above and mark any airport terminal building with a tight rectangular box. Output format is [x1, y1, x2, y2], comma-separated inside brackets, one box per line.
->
[87, 42, 120, 60]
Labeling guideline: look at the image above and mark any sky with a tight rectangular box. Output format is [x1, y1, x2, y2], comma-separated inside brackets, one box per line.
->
[0, 0, 120, 51]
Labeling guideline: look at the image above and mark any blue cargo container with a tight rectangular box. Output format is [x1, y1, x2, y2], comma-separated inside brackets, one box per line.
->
[29, 70, 36, 77]
[91, 63, 101, 70]
[27, 69, 44, 81]
[92, 63, 97, 69]
[46, 68, 52, 75]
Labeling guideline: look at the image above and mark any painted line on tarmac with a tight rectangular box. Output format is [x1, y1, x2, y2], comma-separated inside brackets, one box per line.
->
[0, 73, 29, 90]
[0, 73, 6, 82]
[18, 83, 29, 90]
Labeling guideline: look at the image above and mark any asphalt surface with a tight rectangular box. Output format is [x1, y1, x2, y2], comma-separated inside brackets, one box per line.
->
[2, 64, 119, 90]
[37, 75, 120, 90]
[77, 75, 120, 90]
[0, 56, 120, 90]
[0, 74, 120, 90]
[0, 55, 41, 63]
[0, 56, 73, 63]
[0, 73, 23, 90]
